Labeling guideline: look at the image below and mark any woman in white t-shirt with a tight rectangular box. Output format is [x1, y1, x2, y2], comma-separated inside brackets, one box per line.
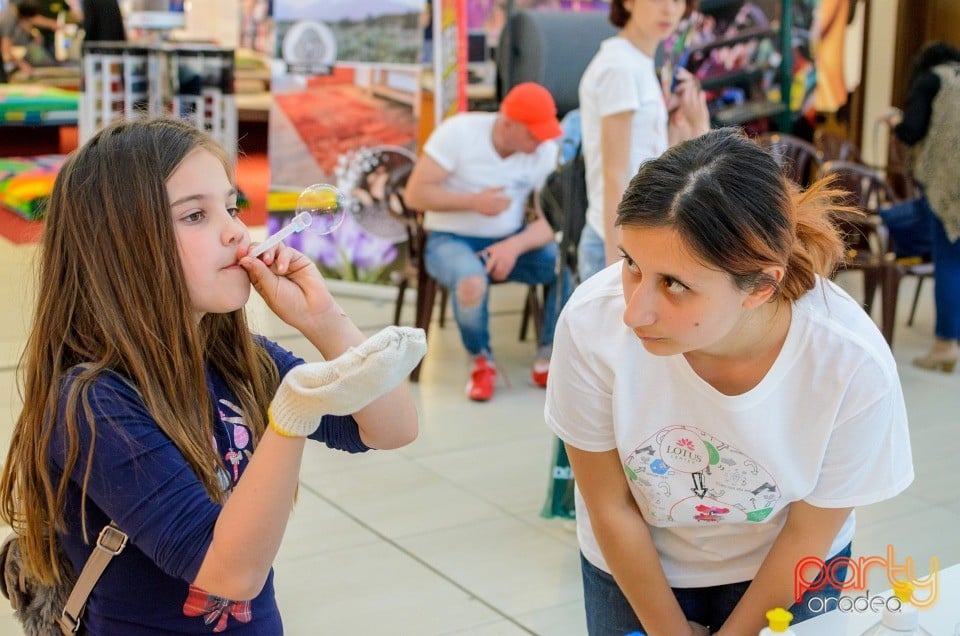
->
[577, 0, 710, 282]
[546, 129, 914, 636]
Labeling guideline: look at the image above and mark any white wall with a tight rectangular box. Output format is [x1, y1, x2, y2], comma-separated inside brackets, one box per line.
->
[180, 0, 240, 48]
[860, 0, 899, 168]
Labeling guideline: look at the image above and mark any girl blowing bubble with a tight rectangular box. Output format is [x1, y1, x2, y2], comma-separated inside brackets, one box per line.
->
[0, 118, 426, 633]
[546, 128, 913, 636]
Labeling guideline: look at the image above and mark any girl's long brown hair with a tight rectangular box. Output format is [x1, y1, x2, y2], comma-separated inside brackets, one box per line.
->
[0, 119, 279, 584]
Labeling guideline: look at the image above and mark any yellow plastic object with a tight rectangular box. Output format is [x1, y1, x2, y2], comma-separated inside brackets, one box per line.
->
[891, 580, 914, 603]
[765, 608, 794, 632]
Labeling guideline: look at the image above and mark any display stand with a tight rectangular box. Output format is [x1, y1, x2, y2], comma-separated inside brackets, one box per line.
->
[682, 0, 794, 130]
[80, 42, 237, 161]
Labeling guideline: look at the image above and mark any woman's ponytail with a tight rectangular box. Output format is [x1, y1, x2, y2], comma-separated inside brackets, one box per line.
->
[780, 177, 848, 302]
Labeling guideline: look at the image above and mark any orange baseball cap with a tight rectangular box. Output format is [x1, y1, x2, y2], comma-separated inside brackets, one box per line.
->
[500, 82, 564, 142]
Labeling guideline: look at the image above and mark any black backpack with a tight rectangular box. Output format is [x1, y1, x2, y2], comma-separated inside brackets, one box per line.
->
[539, 145, 588, 273]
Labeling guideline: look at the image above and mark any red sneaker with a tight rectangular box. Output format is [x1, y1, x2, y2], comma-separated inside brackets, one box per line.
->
[466, 355, 496, 401]
[531, 359, 549, 388]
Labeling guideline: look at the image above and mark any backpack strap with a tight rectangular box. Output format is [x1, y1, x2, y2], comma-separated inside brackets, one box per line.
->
[58, 522, 127, 634]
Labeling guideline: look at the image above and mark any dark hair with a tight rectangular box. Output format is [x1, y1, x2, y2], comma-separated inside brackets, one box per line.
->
[615, 128, 846, 302]
[609, 0, 697, 29]
[15, 1, 42, 19]
[907, 41, 960, 90]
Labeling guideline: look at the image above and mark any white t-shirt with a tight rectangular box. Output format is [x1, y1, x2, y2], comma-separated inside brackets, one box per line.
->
[545, 264, 914, 588]
[579, 37, 670, 238]
[422, 112, 558, 238]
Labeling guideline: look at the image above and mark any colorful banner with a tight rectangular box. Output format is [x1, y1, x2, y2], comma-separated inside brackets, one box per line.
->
[433, 0, 467, 125]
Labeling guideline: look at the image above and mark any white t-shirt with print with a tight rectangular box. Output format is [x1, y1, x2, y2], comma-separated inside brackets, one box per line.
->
[579, 37, 669, 238]
[421, 112, 558, 238]
[545, 264, 914, 588]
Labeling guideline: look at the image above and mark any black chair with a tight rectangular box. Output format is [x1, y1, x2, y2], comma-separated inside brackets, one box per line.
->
[383, 162, 449, 328]
[385, 173, 543, 382]
[883, 134, 934, 327]
[814, 130, 860, 164]
[757, 132, 825, 187]
[906, 263, 935, 327]
[821, 160, 905, 345]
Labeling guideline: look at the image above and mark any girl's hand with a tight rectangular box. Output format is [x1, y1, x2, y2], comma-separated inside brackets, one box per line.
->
[238, 243, 337, 329]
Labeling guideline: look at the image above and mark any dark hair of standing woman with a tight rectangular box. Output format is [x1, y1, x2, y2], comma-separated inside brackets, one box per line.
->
[907, 41, 960, 89]
[608, 0, 698, 29]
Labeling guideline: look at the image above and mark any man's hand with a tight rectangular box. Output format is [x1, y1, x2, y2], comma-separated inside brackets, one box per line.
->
[15, 60, 34, 78]
[480, 239, 521, 281]
[473, 187, 511, 216]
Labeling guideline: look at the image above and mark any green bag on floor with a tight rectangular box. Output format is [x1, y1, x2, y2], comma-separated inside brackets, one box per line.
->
[541, 437, 576, 519]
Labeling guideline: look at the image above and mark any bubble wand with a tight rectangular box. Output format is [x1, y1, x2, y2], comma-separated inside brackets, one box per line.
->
[249, 211, 313, 258]
[248, 184, 344, 258]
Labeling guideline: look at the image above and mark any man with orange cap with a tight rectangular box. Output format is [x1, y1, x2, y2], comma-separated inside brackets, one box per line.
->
[405, 82, 570, 401]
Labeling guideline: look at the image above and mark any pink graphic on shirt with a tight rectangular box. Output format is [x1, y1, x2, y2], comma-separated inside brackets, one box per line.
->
[182, 584, 252, 632]
[216, 399, 251, 488]
[232, 425, 249, 449]
[224, 450, 243, 482]
[693, 504, 731, 523]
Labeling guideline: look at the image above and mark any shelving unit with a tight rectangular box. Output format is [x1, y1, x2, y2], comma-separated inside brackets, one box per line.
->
[679, 0, 794, 130]
[80, 42, 237, 161]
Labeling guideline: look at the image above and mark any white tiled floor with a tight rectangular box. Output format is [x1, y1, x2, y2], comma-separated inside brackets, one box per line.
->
[0, 234, 957, 635]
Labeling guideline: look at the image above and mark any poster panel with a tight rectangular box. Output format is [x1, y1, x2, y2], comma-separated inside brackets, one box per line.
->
[268, 0, 425, 285]
[433, 0, 467, 125]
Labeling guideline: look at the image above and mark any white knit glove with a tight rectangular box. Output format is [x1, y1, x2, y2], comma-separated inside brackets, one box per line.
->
[268, 326, 427, 437]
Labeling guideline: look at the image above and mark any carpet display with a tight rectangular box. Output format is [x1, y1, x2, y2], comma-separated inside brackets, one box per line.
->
[0, 85, 79, 125]
[0, 155, 65, 221]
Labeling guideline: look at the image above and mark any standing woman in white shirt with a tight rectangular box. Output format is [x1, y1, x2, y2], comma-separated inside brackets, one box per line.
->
[578, 0, 711, 282]
[546, 128, 914, 635]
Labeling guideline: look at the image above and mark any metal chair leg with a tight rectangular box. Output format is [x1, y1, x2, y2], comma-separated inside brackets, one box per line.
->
[907, 274, 928, 327]
[393, 281, 407, 326]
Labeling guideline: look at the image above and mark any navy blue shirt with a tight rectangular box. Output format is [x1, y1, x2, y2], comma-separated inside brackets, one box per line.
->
[50, 339, 368, 634]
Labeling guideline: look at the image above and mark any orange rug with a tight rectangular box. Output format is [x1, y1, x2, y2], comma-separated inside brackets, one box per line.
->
[0, 205, 43, 244]
[274, 84, 416, 175]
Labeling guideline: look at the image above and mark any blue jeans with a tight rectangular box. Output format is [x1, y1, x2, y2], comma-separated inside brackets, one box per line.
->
[577, 223, 606, 283]
[928, 199, 960, 339]
[580, 544, 852, 635]
[423, 231, 571, 357]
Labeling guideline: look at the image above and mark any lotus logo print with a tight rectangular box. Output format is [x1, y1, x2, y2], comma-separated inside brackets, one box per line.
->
[622, 426, 780, 526]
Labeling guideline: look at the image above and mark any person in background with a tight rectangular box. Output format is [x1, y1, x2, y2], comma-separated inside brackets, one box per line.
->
[577, 0, 710, 282]
[404, 82, 570, 401]
[546, 129, 913, 635]
[0, 118, 426, 633]
[889, 41, 960, 373]
[69, 0, 125, 42]
[0, 0, 58, 79]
